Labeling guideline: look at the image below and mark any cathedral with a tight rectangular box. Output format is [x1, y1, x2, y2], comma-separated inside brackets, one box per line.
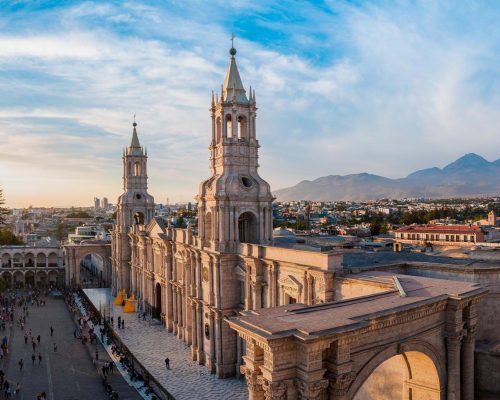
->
[110, 46, 487, 400]
[110, 45, 343, 378]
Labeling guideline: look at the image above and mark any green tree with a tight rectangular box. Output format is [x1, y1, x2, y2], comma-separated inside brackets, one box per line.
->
[0, 227, 24, 245]
[0, 188, 9, 226]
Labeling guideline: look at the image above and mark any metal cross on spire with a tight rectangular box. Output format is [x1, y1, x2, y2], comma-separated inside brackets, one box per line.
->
[133, 114, 137, 127]
[231, 33, 235, 48]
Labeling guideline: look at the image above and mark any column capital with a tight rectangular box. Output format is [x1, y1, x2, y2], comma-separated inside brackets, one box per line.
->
[328, 371, 356, 397]
[295, 379, 329, 400]
[257, 377, 287, 400]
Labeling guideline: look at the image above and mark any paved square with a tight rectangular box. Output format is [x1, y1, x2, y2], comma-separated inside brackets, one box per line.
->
[84, 288, 248, 400]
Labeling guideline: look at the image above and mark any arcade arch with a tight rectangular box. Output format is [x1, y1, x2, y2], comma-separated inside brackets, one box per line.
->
[238, 211, 259, 244]
[353, 350, 441, 400]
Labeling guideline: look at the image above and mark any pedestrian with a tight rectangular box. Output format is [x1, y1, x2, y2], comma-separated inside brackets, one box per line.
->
[14, 383, 20, 395]
[50, 326, 53, 337]
[121, 320, 124, 329]
[18, 359, 23, 372]
[117, 316, 121, 328]
[73, 329, 77, 339]
[142, 312, 146, 321]
[32, 340, 36, 352]
[31, 353, 35, 365]
[24, 334, 27, 344]
[38, 352, 42, 364]
[53, 343, 57, 353]
[36, 334, 40, 344]
[165, 357, 170, 369]
[101, 364, 106, 377]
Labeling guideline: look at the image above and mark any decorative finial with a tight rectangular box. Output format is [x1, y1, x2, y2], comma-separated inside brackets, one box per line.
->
[229, 33, 237, 56]
[133, 114, 137, 127]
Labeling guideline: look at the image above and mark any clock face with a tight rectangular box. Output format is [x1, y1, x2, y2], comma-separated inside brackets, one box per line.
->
[202, 266, 209, 282]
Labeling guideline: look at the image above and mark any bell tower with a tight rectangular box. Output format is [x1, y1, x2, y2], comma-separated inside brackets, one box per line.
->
[111, 119, 155, 294]
[197, 44, 274, 252]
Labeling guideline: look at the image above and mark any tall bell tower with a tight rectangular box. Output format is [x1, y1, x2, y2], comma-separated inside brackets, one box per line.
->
[111, 119, 155, 294]
[197, 44, 274, 252]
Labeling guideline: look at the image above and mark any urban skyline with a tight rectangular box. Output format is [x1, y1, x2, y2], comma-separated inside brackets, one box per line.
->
[1, 1, 500, 208]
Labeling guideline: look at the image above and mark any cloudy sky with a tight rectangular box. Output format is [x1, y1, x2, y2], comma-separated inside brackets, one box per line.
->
[1, 0, 499, 207]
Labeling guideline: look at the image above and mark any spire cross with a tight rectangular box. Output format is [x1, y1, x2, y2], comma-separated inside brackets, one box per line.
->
[231, 33, 235, 49]
[133, 114, 137, 127]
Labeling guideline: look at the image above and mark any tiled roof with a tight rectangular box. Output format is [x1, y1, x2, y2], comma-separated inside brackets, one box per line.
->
[396, 225, 482, 234]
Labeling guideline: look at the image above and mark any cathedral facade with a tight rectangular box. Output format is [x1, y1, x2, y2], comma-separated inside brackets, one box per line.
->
[110, 46, 343, 378]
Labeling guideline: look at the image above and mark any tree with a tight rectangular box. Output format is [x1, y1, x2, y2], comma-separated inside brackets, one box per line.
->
[0, 227, 24, 245]
[0, 188, 9, 226]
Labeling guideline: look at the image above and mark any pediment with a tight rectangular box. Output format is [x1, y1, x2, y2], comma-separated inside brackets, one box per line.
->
[146, 217, 167, 237]
[278, 274, 302, 290]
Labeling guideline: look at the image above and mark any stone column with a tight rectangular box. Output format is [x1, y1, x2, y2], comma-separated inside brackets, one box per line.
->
[328, 339, 355, 400]
[196, 303, 204, 364]
[446, 332, 463, 400]
[461, 302, 477, 400]
[191, 300, 198, 361]
[259, 379, 287, 400]
[242, 340, 265, 400]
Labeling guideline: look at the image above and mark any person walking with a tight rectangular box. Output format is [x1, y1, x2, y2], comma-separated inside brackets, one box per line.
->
[53, 343, 57, 353]
[50, 326, 53, 337]
[32, 341, 36, 352]
[38, 353, 42, 364]
[24, 334, 27, 345]
[36, 334, 40, 344]
[18, 359, 23, 372]
[13, 383, 20, 395]
[121, 320, 124, 329]
[165, 357, 170, 370]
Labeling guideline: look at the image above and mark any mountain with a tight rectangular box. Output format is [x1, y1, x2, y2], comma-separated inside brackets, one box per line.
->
[273, 153, 500, 201]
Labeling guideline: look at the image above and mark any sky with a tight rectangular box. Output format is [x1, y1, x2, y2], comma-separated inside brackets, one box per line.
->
[0, 0, 499, 208]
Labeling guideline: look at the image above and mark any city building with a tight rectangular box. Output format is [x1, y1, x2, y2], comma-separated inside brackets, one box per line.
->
[94, 197, 100, 211]
[68, 225, 110, 244]
[394, 224, 486, 247]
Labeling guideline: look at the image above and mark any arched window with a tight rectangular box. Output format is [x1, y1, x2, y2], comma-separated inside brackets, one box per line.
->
[226, 115, 233, 138]
[134, 212, 145, 225]
[238, 212, 259, 244]
[238, 116, 247, 139]
[134, 161, 141, 176]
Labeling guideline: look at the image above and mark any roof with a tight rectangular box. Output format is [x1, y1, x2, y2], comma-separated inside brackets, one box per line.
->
[228, 272, 486, 339]
[127, 122, 144, 156]
[396, 224, 483, 235]
[223, 53, 248, 103]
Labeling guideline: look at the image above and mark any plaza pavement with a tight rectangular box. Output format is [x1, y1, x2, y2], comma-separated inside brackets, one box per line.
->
[2, 295, 109, 400]
[84, 288, 248, 400]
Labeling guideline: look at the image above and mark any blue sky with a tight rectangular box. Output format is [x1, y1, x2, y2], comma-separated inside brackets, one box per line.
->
[1, 0, 499, 207]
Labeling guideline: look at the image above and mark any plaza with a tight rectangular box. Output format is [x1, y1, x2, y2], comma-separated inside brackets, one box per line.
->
[83, 288, 248, 400]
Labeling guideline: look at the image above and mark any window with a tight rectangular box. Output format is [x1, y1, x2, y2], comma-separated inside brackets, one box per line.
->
[134, 161, 141, 176]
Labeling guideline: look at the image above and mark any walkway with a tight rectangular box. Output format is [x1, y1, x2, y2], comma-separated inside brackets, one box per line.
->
[84, 288, 248, 400]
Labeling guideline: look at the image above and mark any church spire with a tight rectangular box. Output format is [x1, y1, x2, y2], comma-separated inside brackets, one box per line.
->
[128, 115, 143, 156]
[222, 35, 248, 104]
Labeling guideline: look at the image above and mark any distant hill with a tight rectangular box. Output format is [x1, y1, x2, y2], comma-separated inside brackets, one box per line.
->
[273, 153, 500, 201]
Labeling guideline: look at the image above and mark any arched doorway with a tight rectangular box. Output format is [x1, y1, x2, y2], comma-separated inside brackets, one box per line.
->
[25, 271, 35, 288]
[1, 272, 12, 288]
[238, 211, 259, 244]
[36, 271, 48, 288]
[153, 282, 162, 319]
[353, 350, 441, 400]
[13, 271, 24, 288]
[80, 253, 105, 288]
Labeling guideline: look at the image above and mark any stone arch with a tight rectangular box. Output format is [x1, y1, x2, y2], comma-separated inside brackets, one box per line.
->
[1, 271, 12, 288]
[12, 252, 23, 268]
[36, 270, 48, 287]
[13, 271, 24, 288]
[349, 341, 445, 400]
[237, 115, 247, 139]
[25, 270, 35, 287]
[25, 252, 35, 268]
[48, 270, 59, 285]
[238, 211, 259, 244]
[1, 253, 11, 268]
[226, 114, 233, 138]
[36, 252, 46, 268]
[134, 211, 145, 225]
[63, 243, 111, 288]
[47, 252, 58, 267]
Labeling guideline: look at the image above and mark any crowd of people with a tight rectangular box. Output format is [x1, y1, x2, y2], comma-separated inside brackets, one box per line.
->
[0, 287, 54, 399]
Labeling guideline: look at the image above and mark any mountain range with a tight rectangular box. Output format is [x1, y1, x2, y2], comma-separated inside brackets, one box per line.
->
[273, 153, 500, 201]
